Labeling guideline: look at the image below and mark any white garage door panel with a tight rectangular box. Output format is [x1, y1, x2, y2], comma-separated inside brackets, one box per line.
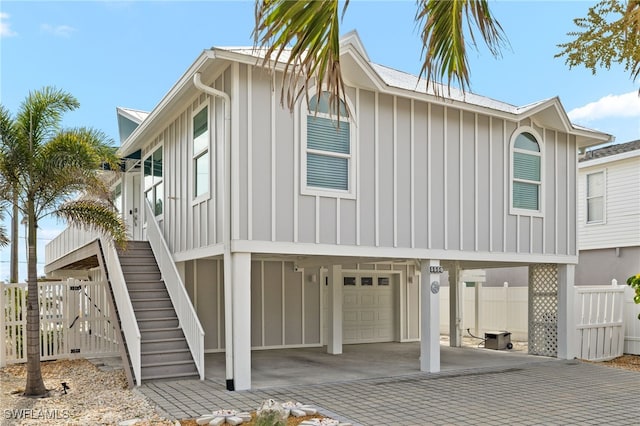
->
[343, 274, 395, 344]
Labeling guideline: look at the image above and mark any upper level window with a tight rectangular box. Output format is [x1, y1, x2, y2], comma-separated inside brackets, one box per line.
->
[511, 129, 542, 215]
[586, 171, 605, 223]
[144, 146, 163, 216]
[193, 104, 210, 200]
[302, 91, 355, 198]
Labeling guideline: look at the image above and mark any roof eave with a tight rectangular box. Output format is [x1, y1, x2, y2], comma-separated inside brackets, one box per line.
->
[118, 50, 215, 157]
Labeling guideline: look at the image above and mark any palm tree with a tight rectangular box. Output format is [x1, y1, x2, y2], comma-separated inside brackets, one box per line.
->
[0, 87, 126, 397]
[253, 0, 507, 114]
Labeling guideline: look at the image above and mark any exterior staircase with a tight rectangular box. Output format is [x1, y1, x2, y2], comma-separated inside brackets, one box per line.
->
[116, 241, 199, 381]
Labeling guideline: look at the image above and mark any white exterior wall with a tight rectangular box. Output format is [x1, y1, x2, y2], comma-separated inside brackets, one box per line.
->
[231, 63, 577, 260]
[135, 62, 579, 263]
[578, 154, 640, 250]
[185, 258, 322, 352]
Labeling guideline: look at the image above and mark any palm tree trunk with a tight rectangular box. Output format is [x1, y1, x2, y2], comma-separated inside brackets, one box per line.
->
[10, 193, 19, 283]
[24, 197, 46, 396]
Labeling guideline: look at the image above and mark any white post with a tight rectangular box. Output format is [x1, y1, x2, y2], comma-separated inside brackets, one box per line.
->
[449, 263, 462, 347]
[557, 264, 576, 360]
[223, 251, 234, 390]
[420, 259, 440, 373]
[231, 252, 251, 390]
[327, 264, 342, 355]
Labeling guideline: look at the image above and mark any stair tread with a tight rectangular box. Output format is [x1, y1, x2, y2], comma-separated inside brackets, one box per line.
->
[138, 317, 178, 321]
[142, 360, 195, 368]
[142, 372, 199, 380]
[142, 337, 187, 343]
[141, 327, 182, 332]
[142, 348, 190, 355]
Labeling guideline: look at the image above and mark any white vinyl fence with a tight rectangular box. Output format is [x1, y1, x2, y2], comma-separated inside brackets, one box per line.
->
[1, 279, 119, 367]
[440, 283, 529, 340]
[439, 280, 639, 359]
[624, 284, 640, 355]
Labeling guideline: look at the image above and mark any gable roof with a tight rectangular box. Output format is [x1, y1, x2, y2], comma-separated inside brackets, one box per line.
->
[580, 139, 640, 163]
[119, 31, 611, 156]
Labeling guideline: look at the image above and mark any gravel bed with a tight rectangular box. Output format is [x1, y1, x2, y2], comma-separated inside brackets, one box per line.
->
[0, 359, 173, 426]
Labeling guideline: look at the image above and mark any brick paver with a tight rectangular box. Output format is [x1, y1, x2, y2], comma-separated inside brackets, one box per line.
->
[139, 360, 640, 425]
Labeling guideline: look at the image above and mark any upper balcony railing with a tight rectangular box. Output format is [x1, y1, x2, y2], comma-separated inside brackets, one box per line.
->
[45, 226, 101, 267]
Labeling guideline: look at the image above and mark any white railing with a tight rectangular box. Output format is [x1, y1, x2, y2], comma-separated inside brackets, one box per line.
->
[98, 237, 142, 385]
[1, 279, 119, 367]
[144, 200, 205, 380]
[575, 282, 626, 361]
[45, 226, 100, 266]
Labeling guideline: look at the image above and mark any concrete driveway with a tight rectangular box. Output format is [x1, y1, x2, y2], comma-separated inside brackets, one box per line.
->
[139, 343, 640, 424]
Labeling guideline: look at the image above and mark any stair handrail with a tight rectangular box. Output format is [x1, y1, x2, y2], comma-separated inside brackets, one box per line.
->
[99, 236, 142, 386]
[144, 200, 205, 380]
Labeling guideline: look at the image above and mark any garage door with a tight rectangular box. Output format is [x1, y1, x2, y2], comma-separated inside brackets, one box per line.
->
[343, 274, 395, 344]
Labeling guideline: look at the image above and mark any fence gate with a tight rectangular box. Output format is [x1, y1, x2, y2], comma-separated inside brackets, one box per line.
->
[1, 279, 119, 366]
[575, 284, 626, 361]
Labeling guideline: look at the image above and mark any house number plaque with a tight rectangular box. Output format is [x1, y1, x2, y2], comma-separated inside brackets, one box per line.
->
[431, 281, 440, 294]
[429, 265, 444, 274]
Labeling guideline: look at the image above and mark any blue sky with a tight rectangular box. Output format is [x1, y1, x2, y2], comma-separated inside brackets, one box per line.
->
[1, 0, 639, 281]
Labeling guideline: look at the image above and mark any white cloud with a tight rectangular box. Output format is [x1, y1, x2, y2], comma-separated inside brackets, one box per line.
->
[0, 12, 17, 37]
[41, 23, 76, 38]
[568, 91, 640, 122]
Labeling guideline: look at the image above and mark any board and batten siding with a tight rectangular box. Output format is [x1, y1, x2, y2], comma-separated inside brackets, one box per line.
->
[141, 69, 231, 255]
[578, 156, 640, 250]
[234, 63, 578, 259]
[183, 258, 321, 352]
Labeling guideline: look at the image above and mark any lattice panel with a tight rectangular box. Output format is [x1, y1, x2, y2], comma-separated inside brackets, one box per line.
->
[528, 264, 558, 357]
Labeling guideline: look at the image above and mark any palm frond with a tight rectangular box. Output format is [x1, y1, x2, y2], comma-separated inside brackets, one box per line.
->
[415, 0, 507, 96]
[0, 206, 8, 247]
[15, 87, 79, 154]
[253, 0, 350, 117]
[55, 199, 127, 248]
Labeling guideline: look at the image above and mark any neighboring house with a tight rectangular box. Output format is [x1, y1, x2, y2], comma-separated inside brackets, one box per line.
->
[44, 31, 610, 390]
[575, 140, 640, 285]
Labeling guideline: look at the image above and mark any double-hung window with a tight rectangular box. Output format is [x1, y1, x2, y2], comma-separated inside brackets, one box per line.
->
[144, 147, 163, 216]
[586, 171, 605, 223]
[193, 104, 210, 200]
[302, 91, 355, 197]
[511, 129, 542, 215]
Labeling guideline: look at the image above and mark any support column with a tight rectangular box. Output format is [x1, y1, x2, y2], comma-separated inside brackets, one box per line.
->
[327, 264, 343, 355]
[449, 263, 462, 347]
[528, 264, 558, 357]
[223, 251, 234, 390]
[557, 264, 576, 360]
[420, 259, 440, 373]
[231, 252, 252, 390]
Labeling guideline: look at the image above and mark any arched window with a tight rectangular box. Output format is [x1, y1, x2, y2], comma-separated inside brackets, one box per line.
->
[301, 91, 355, 198]
[511, 129, 542, 214]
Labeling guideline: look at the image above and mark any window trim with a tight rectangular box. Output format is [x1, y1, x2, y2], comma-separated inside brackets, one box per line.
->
[509, 126, 544, 217]
[192, 101, 211, 204]
[300, 90, 357, 199]
[586, 170, 606, 225]
[143, 144, 164, 219]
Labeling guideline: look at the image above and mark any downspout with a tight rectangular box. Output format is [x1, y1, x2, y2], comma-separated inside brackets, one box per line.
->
[193, 72, 235, 390]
